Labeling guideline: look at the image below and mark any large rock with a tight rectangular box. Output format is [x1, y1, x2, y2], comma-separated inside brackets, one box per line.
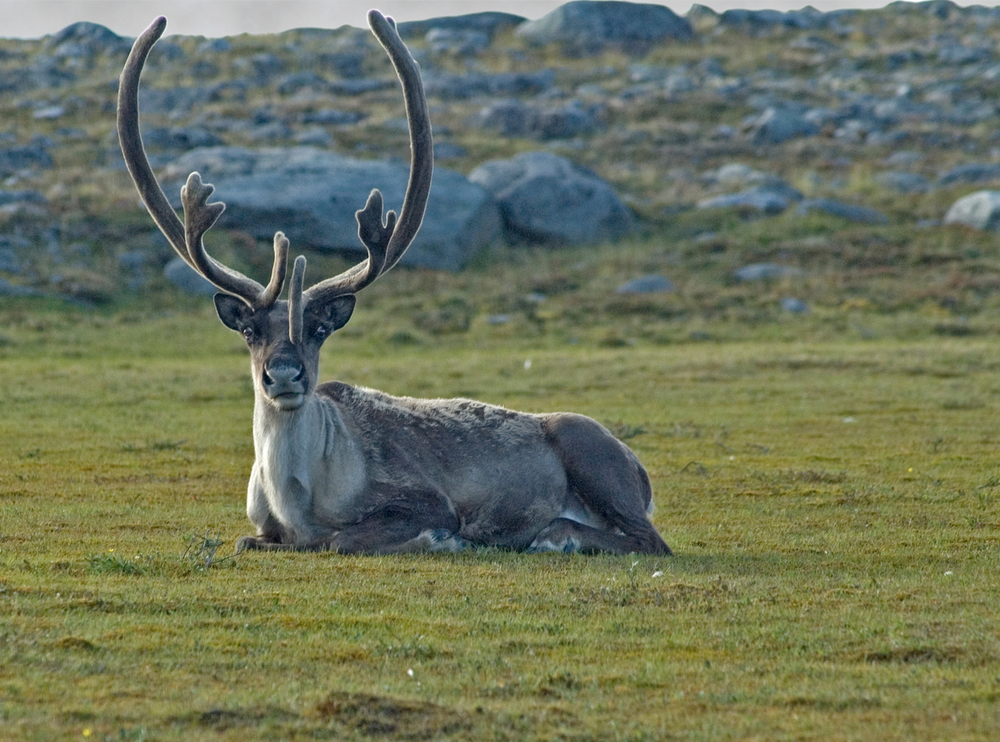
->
[468, 151, 635, 246]
[164, 257, 218, 296]
[515, 1, 693, 55]
[718, 7, 831, 32]
[397, 12, 525, 41]
[45, 21, 130, 56]
[944, 191, 1000, 231]
[162, 146, 500, 271]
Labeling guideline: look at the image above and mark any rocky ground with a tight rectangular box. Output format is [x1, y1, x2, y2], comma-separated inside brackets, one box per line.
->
[3, 0, 1000, 306]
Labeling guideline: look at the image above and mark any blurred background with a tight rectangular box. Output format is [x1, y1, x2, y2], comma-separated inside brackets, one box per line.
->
[3, 0, 924, 38]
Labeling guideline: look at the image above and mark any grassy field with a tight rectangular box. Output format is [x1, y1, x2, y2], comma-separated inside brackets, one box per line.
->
[2, 286, 1000, 741]
[4, 5, 1000, 737]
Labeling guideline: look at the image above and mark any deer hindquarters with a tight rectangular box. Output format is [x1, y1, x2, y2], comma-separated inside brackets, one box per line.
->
[542, 412, 672, 555]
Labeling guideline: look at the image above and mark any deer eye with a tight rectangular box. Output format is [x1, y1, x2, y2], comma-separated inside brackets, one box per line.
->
[314, 325, 329, 341]
[242, 326, 254, 341]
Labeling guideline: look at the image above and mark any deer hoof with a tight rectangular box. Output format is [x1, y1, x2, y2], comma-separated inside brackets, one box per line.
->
[527, 535, 581, 554]
[417, 529, 469, 552]
[235, 535, 277, 552]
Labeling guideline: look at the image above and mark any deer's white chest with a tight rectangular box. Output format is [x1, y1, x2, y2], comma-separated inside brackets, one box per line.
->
[252, 398, 366, 534]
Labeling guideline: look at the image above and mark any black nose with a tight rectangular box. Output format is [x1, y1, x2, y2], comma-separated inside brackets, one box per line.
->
[263, 364, 303, 385]
[262, 354, 307, 397]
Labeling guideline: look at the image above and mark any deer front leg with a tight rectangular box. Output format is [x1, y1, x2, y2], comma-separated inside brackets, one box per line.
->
[308, 486, 465, 555]
[235, 534, 294, 552]
[236, 466, 297, 552]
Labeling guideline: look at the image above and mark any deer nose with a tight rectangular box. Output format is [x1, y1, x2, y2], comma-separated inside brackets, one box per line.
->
[262, 357, 306, 398]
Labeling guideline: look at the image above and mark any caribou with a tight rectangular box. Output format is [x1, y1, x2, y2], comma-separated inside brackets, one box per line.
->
[117, 10, 672, 556]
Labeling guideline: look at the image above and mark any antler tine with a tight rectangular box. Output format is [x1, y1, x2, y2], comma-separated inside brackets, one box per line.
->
[119, 17, 285, 310]
[305, 10, 433, 303]
[180, 172, 287, 307]
[287, 255, 307, 345]
[261, 232, 290, 308]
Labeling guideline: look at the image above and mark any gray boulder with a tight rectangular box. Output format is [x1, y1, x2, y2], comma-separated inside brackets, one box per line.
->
[0, 248, 19, 274]
[719, 7, 829, 32]
[617, 275, 675, 294]
[0, 190, 47, 207]
[46, 21, 130, 56]
[936, 163, 1000, 188]
[0, 140, 53, 176]
[398, 12, 525, 41]
[425, 29, 491, 56]
[781, 297, 810, 314]
[138, 87, 216, 116]
[515, 1, 694, 55]
[875, 171, 930, 193]
[471, 99, 602, 140]
[301, 109, 366, 126]
[162, 146, 500, 271]
[468, 151, 635, 246]
[423, 70, 555, 100]
[747, 107, 820, 145]
[142, 126, 225, 151]
[164, 258, 218, 296]
[733, 263, 804, 282]
[796, 198, 889, 225]
[707, 165, 803, 201]
[697, 187, 791, 215]
[944, 191, 1000, 231]
[0, 277, 41, 298]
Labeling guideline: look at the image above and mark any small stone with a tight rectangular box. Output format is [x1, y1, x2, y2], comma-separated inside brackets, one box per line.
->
[616, 275, 675, 294]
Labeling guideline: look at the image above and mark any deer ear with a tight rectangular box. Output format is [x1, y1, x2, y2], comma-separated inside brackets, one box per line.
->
[215, 293, 254, 332]
[307, 294, 356, 338]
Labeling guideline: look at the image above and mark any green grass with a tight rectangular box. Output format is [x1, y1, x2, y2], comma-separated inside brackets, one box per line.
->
[5, 7, 1000, 736]
[2, 301, 1000, 741]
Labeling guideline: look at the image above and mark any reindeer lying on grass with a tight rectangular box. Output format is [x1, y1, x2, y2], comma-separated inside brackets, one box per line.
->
[117, 10, 672, 556]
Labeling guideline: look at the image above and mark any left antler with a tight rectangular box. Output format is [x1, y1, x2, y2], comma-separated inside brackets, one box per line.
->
[118, 16, 287, 310]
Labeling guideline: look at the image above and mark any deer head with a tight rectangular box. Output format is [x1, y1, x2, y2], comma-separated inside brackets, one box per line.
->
[118, 10, 433, 411]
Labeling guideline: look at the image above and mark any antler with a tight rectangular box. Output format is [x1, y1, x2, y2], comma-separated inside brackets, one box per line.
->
[303, 9, 434, 305]
[118, 10, 433, 323]
[118, 16, 286, 309]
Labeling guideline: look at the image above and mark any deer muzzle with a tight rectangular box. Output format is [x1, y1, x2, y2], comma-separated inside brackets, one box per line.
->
[261, 355, 307, 409]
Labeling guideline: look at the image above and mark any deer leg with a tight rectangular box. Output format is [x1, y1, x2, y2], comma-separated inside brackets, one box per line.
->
[235, 534, 294, 552]
[307, 487, 462, 555]
[528, 517, 653, 554]
[543, 413, 672, 555]
[236, 471, 313, 552]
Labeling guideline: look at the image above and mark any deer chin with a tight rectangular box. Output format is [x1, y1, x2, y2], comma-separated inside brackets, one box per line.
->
[269, 392, 305, 411]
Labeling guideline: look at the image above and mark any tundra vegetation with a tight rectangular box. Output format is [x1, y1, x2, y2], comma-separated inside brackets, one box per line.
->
[2, 2, 1000, 740]
[3, 243, 1000, 740]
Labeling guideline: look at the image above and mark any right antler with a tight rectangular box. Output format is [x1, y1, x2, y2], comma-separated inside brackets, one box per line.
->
[302, 9, 434, 306]
[117, 9, 433, 316]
